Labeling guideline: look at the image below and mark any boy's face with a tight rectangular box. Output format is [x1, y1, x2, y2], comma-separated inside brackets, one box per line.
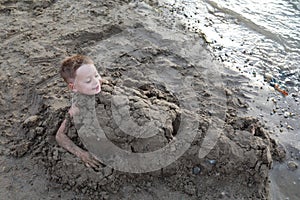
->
[71, 64, 102, 95]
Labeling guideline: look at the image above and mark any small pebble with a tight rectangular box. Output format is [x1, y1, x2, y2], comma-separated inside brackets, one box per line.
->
[291, 93, 298, 98]
[264, 73, 273, 82]
[23, 115, 38, 125]
[284, 112, 290, 118]
[219, 191, 228, 198]
[192, 166, 201, 175]
[208, 159, 216, 165]
[287, 161, 298, 171]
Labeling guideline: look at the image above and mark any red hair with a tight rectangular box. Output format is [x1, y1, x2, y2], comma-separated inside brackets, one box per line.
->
[60, 55, 93, 83]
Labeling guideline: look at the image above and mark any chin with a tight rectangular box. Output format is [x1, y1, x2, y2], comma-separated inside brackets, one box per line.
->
[94, 89, 101, 94]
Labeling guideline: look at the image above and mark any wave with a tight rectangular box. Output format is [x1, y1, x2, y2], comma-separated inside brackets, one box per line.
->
[204, 0, 300, 53]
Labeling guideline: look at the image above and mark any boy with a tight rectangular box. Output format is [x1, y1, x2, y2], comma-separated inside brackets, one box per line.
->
[56, 54, 103, 168]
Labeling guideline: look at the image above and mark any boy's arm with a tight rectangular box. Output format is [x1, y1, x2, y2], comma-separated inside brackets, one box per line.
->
[55, 114, 100, 168]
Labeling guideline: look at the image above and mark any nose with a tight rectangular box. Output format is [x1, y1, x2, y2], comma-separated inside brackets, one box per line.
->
[91, 77, 100, 86]
[99, 76, 104, 84]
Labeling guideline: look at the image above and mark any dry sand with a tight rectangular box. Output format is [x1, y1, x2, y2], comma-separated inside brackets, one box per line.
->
[0, 0, 291, 199]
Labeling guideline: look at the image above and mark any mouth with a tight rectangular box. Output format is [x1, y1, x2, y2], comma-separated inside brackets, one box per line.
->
[93, 85, 100, 91]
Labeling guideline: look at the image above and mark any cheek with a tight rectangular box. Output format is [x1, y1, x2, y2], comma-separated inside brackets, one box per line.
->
[88, 83, 94, 89]
[80, 83, 90, 90]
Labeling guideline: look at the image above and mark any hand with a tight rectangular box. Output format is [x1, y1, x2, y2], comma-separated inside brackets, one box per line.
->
[78, 150, 101, 169]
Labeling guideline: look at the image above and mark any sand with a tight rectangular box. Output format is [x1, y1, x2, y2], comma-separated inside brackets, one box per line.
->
[0, 0, 291, 199]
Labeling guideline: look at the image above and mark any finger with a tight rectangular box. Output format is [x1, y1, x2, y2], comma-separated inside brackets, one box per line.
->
[92, 155, 100, 163]
[85, 161, 98, 169]
[89, 159, 100, 168]
[88, 161, 98, 169]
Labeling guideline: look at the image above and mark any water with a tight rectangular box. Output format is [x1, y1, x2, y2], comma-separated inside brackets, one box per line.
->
[158, 0, 300, 94]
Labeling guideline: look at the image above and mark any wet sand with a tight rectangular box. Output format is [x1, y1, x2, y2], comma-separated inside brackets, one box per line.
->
[0, 1, 297, 199]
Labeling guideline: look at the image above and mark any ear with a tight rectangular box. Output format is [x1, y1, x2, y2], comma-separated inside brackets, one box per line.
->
[68, 82, 77, 92]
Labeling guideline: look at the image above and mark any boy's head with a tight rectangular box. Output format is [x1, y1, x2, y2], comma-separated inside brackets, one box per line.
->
[60, 55, 102, 95]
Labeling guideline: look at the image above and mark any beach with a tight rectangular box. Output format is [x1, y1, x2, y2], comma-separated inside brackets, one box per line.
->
[0, 0, 299, 199]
